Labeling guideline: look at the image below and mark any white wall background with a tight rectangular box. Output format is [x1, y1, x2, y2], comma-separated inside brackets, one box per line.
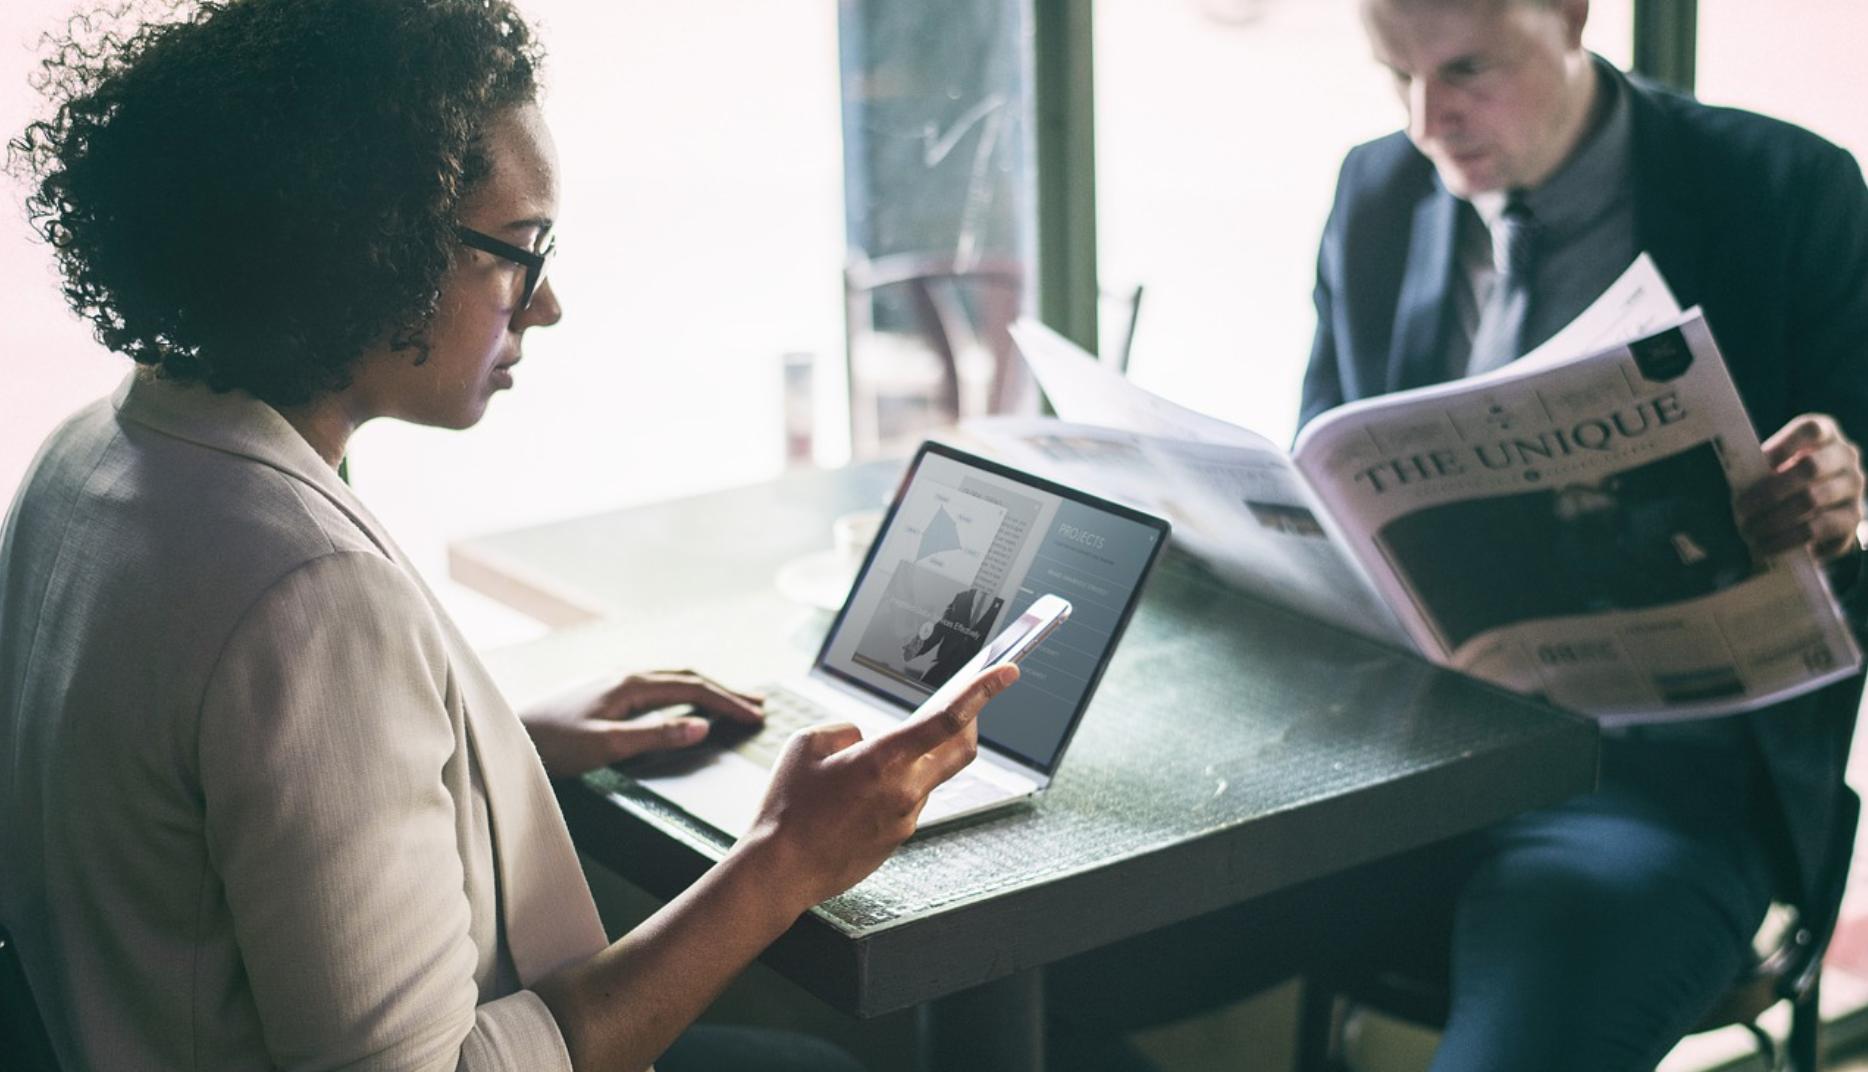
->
[0, 6, 127, 509]
[1695, 0, 1868, 163]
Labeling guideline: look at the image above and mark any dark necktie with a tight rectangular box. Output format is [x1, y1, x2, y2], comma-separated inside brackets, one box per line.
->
[1465, 192, 1537, 376]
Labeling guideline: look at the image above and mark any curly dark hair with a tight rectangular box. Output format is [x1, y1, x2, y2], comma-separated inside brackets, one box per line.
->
[8, 0, 544, 407]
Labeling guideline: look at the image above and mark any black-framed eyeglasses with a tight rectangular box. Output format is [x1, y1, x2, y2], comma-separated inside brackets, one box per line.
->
[458, 225, 556, 311]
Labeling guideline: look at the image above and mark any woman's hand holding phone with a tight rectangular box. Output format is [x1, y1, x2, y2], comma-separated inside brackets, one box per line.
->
[743, 663, 1021, 911]
[741, 594, 1070, 911]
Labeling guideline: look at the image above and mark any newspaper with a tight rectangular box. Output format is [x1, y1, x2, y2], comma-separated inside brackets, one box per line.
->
[969, 256, 1861, 723]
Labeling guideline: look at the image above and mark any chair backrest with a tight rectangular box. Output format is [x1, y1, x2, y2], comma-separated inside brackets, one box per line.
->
[0, 926, 61, 1072]
[1098, 281, 1145, 376]
[1786, 785, 1860, 1003]
[844, 253, 1029, 458]
[1691, 902, 1815, 1030]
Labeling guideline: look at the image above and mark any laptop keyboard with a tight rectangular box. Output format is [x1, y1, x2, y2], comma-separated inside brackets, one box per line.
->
[713, 686, 1010, 816]
[708, 687, 819, 770]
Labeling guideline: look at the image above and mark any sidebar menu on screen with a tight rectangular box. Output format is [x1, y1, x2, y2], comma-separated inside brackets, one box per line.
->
[980, 498, 1162, 770]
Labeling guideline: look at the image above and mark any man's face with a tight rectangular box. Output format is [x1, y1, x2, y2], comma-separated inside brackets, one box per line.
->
[1362, 0, 1591, 196]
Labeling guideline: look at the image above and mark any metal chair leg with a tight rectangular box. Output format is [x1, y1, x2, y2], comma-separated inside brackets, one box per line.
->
[1739, 1021, 1781, 1072]
[1295, 980, 1341, 1072]
[1786, 979, 1820, 1072]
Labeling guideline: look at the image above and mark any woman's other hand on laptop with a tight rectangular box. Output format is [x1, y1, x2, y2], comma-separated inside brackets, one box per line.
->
[520, 669, 766, 778]
[741, 664, 1020, 911]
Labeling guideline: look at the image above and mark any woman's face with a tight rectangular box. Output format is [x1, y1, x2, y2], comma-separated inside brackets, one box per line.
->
[353, 103, 563, 430]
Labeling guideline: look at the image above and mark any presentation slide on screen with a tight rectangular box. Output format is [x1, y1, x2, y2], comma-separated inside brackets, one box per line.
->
[822, 452, 1161, 769]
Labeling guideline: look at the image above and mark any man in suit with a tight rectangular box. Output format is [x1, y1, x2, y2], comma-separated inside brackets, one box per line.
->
[1301, 0, 1868, 1065]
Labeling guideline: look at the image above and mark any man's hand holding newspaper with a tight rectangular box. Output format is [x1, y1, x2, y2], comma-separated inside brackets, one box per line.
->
[1736, 413, 1867, 562]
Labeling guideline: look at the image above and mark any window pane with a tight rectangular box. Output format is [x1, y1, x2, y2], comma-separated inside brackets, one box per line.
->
[840, 0, 1038, 458]
[1696, 0, 1868, 162]
[1094, 0, 1633, 445]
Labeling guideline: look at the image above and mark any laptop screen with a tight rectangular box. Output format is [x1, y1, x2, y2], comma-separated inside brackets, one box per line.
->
[816, 442, 1169, 773]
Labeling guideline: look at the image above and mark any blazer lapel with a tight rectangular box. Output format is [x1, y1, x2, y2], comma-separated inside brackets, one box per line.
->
[337, 508, 607, 981]
[116, 372, 608, 979]
[415, 577, 610, 981]
[1387, 181, 1461, 394]
[324, 504, 609, 982]
[113, 373, 370, 539]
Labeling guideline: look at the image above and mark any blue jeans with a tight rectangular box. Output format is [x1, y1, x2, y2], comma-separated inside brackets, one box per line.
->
[1428, 724, 1778, 1072]
[1046, 720, 1783, 1071]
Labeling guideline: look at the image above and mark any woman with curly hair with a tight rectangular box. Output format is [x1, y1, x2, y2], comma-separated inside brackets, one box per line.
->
[0, 1, 1014, 1069]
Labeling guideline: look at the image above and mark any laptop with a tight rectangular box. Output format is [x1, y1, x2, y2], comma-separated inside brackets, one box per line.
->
[624, 441, 1170, 837]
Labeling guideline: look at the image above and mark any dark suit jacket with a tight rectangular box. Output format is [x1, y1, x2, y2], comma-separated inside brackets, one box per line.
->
[1300, 69, 1868, 924]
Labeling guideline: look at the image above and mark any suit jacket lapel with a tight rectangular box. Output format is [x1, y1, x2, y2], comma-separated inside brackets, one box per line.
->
[1387, 181, 1461, 394]
[341, 510, 607, 981]
[116, 372, 608, 980]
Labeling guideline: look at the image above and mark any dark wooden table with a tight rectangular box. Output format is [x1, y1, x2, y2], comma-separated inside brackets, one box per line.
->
[461, 459, 1598, 1072]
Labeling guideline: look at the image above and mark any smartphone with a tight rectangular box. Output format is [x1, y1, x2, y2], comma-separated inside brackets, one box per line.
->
[911, 594, 1072, 719]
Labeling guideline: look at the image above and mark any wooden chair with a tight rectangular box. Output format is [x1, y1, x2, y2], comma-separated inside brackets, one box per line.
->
[0, 926, 60, 1072]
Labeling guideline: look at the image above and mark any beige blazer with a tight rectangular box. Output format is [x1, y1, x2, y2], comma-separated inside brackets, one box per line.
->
[0, 373, 607, 1070]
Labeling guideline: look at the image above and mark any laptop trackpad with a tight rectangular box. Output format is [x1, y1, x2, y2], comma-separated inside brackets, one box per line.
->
[624, 750, 770, 840]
